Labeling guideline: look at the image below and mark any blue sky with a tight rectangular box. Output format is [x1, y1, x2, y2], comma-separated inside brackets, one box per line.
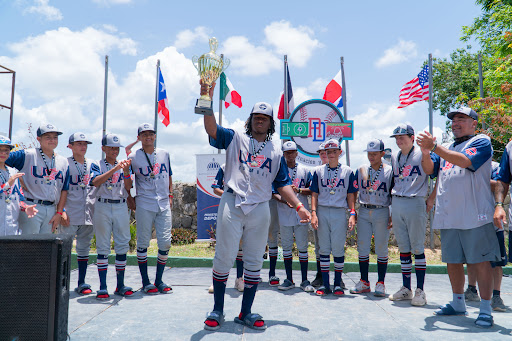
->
[0, 0, 482, 181]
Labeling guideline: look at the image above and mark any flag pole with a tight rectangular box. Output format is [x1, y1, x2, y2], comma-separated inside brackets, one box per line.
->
[428, 53, 434, 248]
[218, 54, 224, 154]
[284, 55, 288, 122]
[340, 57, 350, 166]
[102, 55, 108, 159]
[478, 54, 486, 130]
[154, 59, 160, 148]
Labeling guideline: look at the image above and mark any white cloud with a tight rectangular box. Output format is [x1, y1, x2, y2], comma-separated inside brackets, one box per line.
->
[222, 36, 281, 76]
[24, 0, 62, 21]
[174, 27, 210, 50]
[264, 21, 323, 68]
[375, 40, 418, 68]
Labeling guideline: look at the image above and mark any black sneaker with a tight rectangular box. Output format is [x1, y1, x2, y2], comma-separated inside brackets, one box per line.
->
[311, 272, 323, 287]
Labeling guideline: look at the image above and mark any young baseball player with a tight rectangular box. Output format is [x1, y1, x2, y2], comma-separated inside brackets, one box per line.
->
[275, 141, 314, 292]
[6, 123, 69, 234]
[126, 123, 173, 295]
[0, 136, 38, 236]
[90, 134, 133, 299]
[311, 142, 327, 288]
[419, 107, 500, 327]
[58, 133, 96, 296]
[388, 124, 434, 306]
[310, 139, 357, 296]
[350, 139, 393, 297]
[200, 81, 310, 331]
[209, 164, 245, 293]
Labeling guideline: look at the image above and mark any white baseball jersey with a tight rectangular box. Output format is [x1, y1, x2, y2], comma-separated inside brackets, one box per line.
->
[90, 160, 128, 200]
[276, 163, 312, 226]
[0, 166, 23, 236]
[128, 148, 172, 212]
[6, 148, 69, 203]
[391, 146, 433, 197]
[355, 163, 393, 206]
[310, 163, 357, 208]
[209, 125, 291, 215]
[64, 157, 97, 225]
[432, 134, 494, 230]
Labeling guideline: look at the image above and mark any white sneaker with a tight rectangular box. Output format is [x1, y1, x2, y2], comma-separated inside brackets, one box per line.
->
[411, 288, 427, 306]
[349, 279, 371, 294]
[234, 277, 244, 292]
[208, 285, 214, 294]
[374, 281, 386, 297]
[389, 286, 413, 301]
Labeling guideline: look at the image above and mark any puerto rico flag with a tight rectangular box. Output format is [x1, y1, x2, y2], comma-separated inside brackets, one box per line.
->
[158, 69, 170, 127]
[323, 70, 343, 108]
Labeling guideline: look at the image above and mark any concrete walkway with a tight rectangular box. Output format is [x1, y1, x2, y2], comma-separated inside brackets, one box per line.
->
[68, 265, 512, 340]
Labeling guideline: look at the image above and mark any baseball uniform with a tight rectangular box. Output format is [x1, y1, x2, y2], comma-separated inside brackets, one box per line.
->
[0, 166, 24, 236]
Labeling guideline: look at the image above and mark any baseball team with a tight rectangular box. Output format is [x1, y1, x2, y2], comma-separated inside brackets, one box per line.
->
[0, 81, 509, 331]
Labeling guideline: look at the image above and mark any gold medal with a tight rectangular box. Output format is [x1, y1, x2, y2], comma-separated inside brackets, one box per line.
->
[250, 161, 258, 167]
[5, 198, 11, 204]
[329, 190, 335, 195]
[368, 188, 374, 193]
[79, 183, 86, 188]
[107, 185, 113, 190]
[150, 173, 155, 179]
[44, 176, 51, 184]
[399, 174, 404, 180]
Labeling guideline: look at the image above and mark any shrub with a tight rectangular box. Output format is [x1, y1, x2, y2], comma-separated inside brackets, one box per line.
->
[172, 228, 197, 245]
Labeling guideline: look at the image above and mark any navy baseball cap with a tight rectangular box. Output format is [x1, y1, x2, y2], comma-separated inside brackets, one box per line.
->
[102, 133, 123, 147]
[138, 123, 156, 135]
[447, 107, 478, 121]
[282, 141, 297, 152]
[390, 123, 414, 137]
[69, 132, 92, 144]
[0, 135, 13, 150]
[250, 102, 273, 118]
[37, 123, 63, 137]
[364, 139, 385, 152]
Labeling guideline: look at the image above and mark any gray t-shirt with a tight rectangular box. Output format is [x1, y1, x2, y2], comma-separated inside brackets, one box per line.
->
[355, 163, 393, 206]
[91, 160, 128, 200]
[128, 148, 172, 212]
[390, 146, 431, 197]
[276, 163, 312, 226]
[64, 157, 97, 225]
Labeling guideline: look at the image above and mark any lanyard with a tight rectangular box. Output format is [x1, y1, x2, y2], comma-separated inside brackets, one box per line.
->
[327, 163, 340, 190]
[289, 164, 297, 182]
[39, 148, 55, 177]
[397, 146, 414, 176]
[104, 160, 118, 187]
[368, 164, 382, 191]
[0, 169, 12, 201]
[143, 149, 157, 175]
[72, 157, 87, 186]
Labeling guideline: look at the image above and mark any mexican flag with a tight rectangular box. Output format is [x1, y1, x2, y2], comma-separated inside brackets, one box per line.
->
[219, 72, 242, 109]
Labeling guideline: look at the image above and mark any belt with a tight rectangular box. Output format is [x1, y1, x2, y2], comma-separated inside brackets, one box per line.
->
[97, 198, 126, 204]
[226, 188, 234, 194]
[361, 204, 387, 209]
[25, 198, 54, 206]
[393, 195, 415, 198]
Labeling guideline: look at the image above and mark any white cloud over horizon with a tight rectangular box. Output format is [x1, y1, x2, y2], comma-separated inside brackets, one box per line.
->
[375, 39, 418, 68]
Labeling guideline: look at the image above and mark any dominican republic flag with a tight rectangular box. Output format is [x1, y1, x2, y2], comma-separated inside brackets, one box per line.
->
[277, 64, 294, 119]
[323, 70, 343, 108]
[397, 65, 429, 109]
[158, 69, 170, 127]
[219, 72, 242, 109]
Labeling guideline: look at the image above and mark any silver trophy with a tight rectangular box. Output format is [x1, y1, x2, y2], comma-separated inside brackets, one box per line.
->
[192, 37, 230, 115]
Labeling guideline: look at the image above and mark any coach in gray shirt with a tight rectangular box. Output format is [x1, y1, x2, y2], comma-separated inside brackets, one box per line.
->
[418, 107, 500, 328]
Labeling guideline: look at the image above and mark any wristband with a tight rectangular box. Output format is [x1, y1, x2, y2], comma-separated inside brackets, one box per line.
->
[350, 209, 356, 216]
[123, 174, 130, 179]
[311, 209, 316, 213]
[169, 195, 173, 198]
[56, 211, 63, 216]
[1, 183, 10, 190]
[431, 140, 438, 152]
[495, 202, 503, 207]
[295, 202, 304, 212]
[298, 188, 302, 194]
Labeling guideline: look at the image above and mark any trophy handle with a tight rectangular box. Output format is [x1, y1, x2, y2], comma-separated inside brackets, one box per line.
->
[222, 58, 230, 72]
[192, 55, 200, 73]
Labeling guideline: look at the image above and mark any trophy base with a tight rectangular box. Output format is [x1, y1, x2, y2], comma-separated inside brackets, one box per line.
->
[195, 99, 214, 116]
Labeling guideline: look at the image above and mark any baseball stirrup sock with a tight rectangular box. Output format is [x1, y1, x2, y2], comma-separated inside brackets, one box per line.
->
[333, 256, 345, 287]
[115, 254, 127, 288]
[77, 255, 89, 285]
[236, 249, 244, 278]
[212, 269, 229, 314]
[316, 259, 321, 275]
[299, 251, 308, 282]
[283, 249, 293, 281]
[155, 249, 169, 286]
[241, 268, 260, 319]
[137, 248, 150, 286]
[400, 252, 412, 289]
[359, 255, 370, 282]
[97, 254, 109, 290]
[320, 254, 331, 290]
[414, 253, 426, 290]
[377, 256, 388, 283]
[268, 247, 278, 277]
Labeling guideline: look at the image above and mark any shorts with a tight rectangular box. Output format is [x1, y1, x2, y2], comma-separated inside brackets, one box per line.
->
[440, 223, 501, 264]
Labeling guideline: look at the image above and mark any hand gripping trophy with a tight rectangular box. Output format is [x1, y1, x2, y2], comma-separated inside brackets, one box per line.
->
[192, 37, 230, 115]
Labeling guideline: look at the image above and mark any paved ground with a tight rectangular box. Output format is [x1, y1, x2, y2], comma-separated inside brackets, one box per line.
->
[68, 265, 512, 341]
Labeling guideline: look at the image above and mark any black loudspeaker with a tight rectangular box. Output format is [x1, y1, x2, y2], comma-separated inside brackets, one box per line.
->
[0, 234, 73, 341]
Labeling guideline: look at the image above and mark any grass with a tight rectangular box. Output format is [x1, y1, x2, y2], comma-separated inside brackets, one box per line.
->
[77, 240, 445, 264]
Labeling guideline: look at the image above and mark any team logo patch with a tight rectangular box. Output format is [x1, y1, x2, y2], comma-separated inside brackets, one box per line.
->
[47, 124, 54, 129]
[259, 104, 267, 110]
[144, 124, 150, 129]
[369, 142, 375, 147]
[465, 147, 477, 156]
[113, 136, 119, 142]
[80, 134, 85, 139]
[353, 180, 359, 189]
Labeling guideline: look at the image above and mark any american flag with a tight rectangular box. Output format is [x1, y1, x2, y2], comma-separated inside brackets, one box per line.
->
[397, 65, 429, 109]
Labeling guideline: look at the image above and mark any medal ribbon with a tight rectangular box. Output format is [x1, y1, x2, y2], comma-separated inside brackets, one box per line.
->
[397, 146, 414, 177]
[0, 169, 12, 200]
[249, 136, 268, 161]
[104, 160, 118, 187]
[143, 149, 157, 175]
[72, 157, 87, 186]
[39, 148, 55, 178]
[368, 164, 382, 190]
[327, 163, 340, 190]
